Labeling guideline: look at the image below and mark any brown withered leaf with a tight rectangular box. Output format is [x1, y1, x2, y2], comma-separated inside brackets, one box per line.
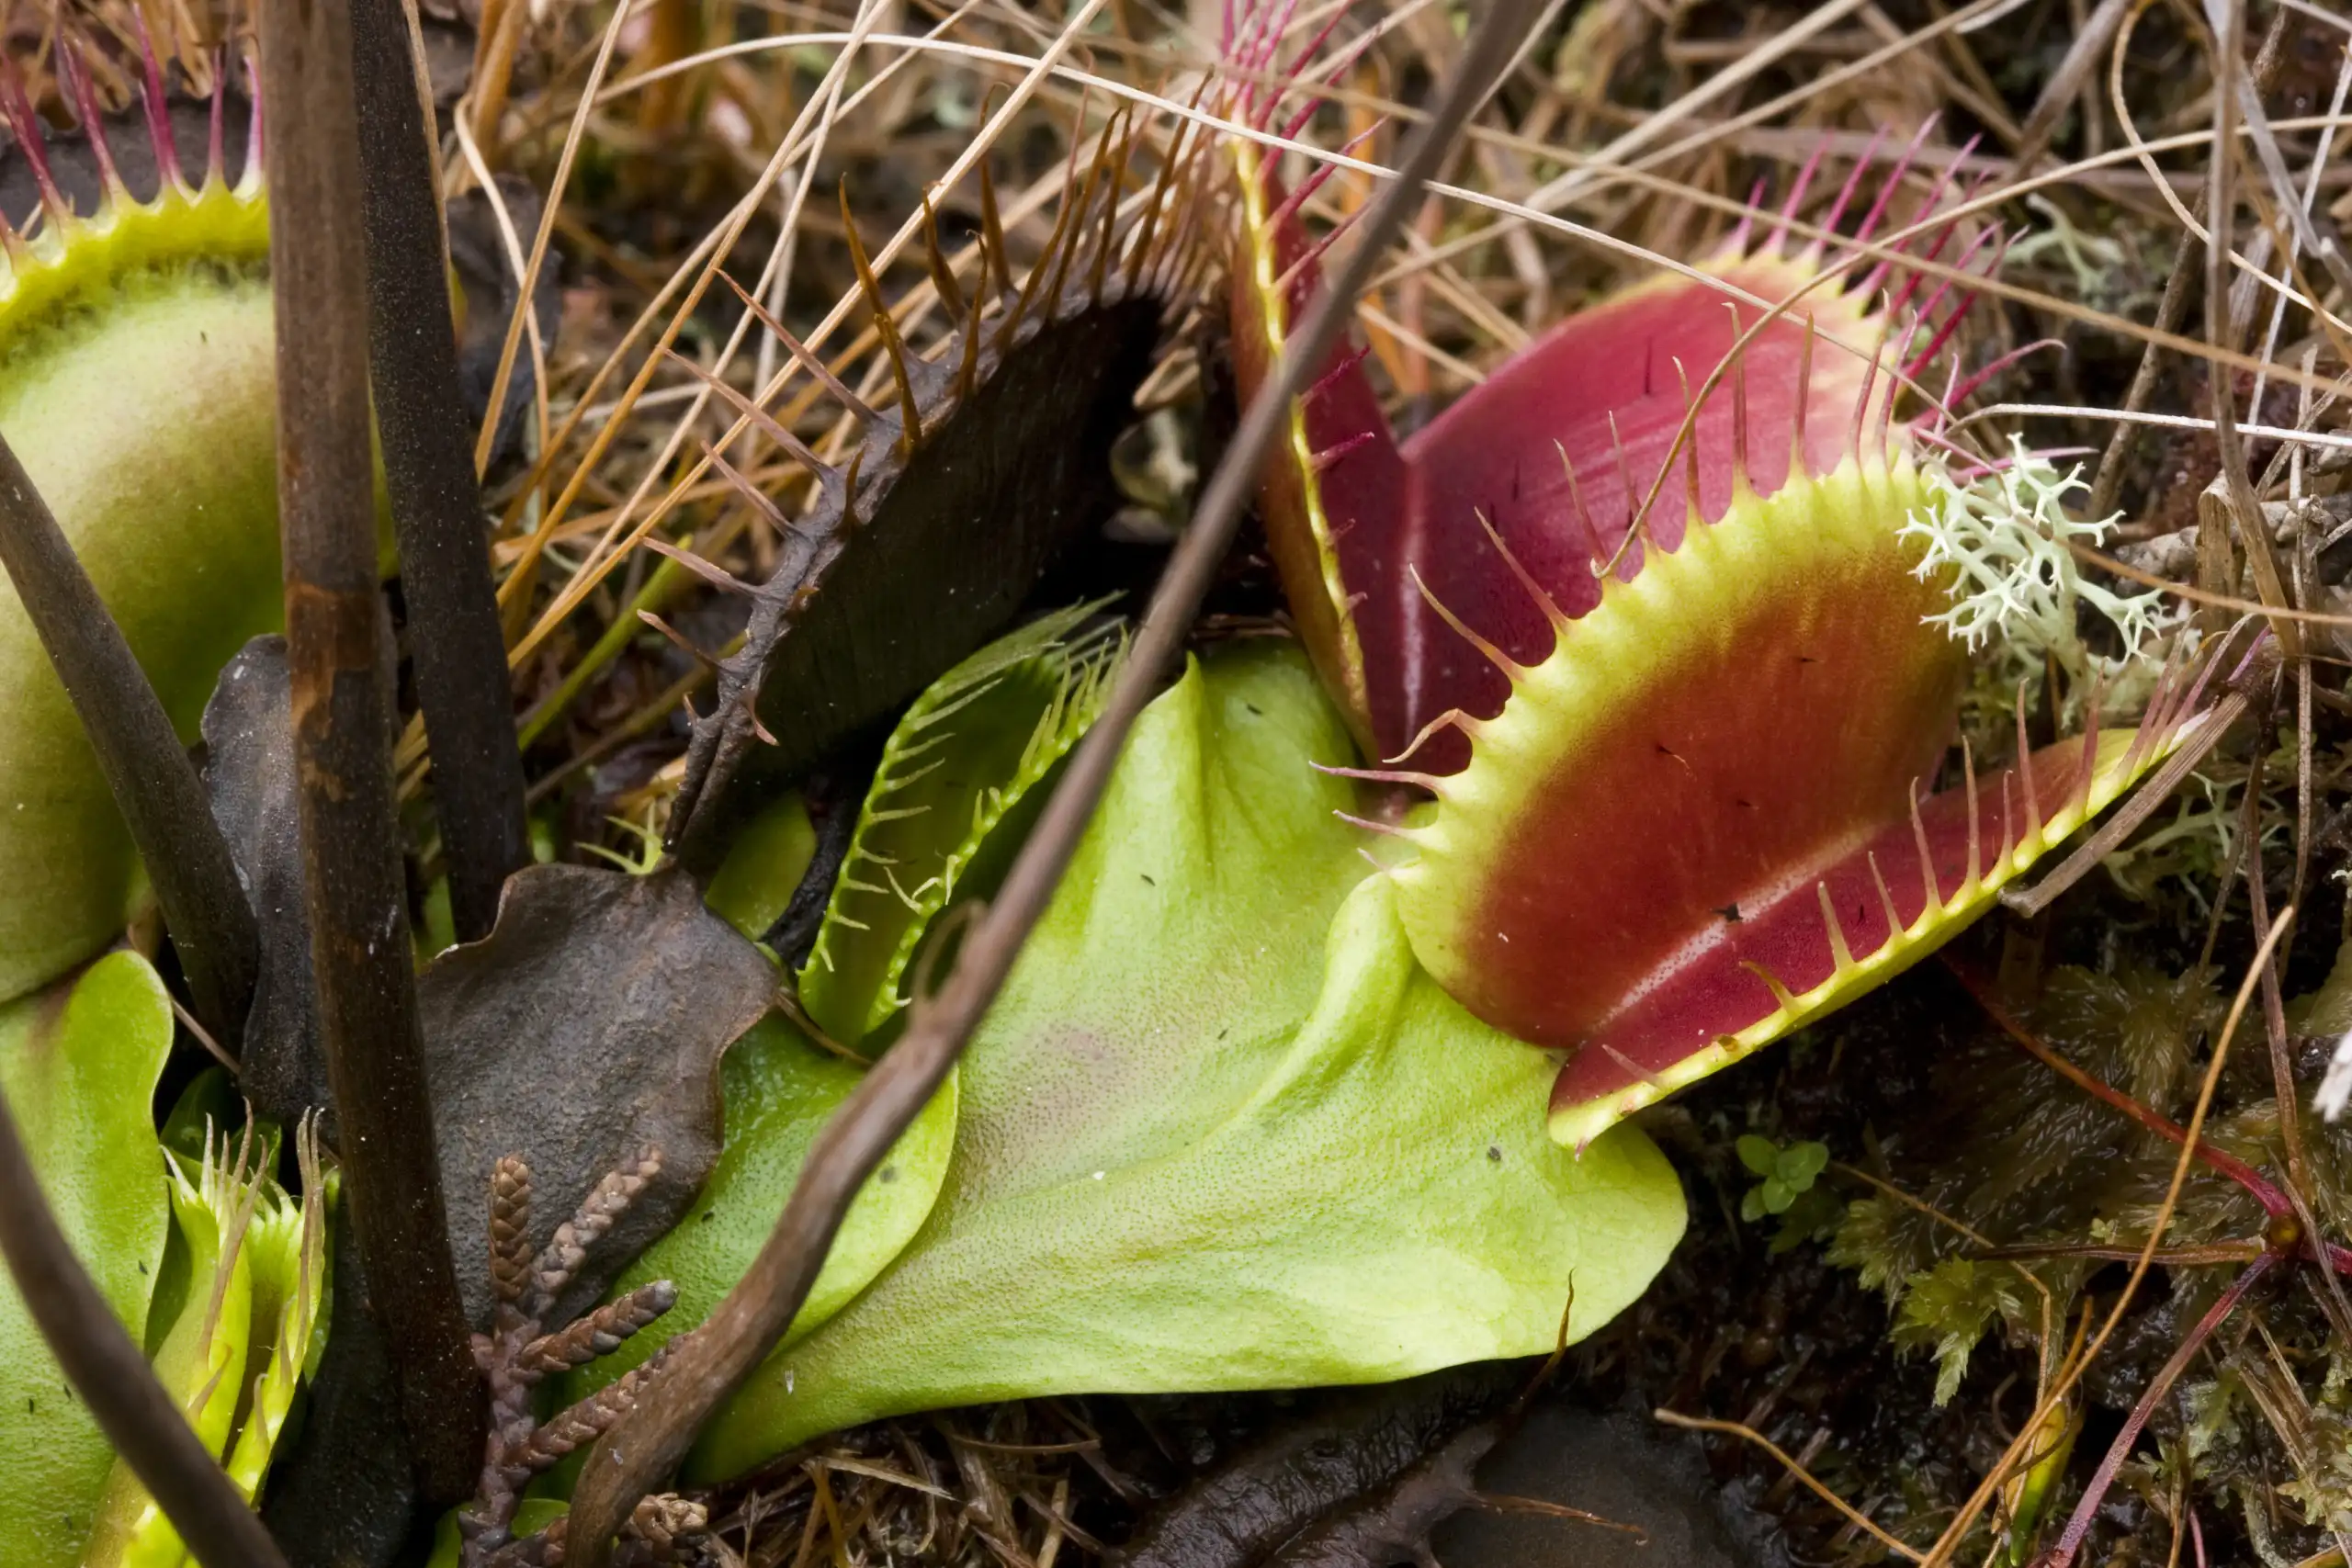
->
[417, 863, 778, 1328]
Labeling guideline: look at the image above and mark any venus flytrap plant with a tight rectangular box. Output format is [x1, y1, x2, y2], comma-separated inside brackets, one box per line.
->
[1228, 94, 2224, 1148]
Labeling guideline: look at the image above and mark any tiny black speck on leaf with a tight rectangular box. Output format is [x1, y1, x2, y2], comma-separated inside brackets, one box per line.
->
[1487, 1145, 1502, 1163]
[703, 1211, 717, 1222]
[1246, 704, 1263, 716]
[1141, 874, 1156, 886]
[879, 1165, 899, 1183]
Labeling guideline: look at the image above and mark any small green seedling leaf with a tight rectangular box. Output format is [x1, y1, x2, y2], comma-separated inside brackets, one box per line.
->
[1735, 1136, 1837, 1252]
[0, 952, 175, 1568]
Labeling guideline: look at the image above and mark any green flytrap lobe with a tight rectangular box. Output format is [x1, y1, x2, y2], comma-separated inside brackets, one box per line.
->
[799, 602, 1125, 1044]
[85, 1115, 331, 1568]
[1227, 76, 2212, 1147]
[0, 61, 280, 1006]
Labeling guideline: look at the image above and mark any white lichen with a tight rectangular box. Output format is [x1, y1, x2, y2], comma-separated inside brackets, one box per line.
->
[1903, 435, 2182, 728]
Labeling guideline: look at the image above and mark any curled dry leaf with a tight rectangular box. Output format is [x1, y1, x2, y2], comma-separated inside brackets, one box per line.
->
[417, 863, 778, 1329]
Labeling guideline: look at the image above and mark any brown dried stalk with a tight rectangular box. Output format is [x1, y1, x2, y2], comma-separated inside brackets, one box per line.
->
[560, 5, 1549, 1560]
[351, 0, 530, 942]
[258, 0, 481, 1508]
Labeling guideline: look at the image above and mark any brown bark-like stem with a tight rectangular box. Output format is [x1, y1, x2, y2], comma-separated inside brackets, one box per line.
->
[560, 6, 1544, 1559]
[351, 0, 529, 942]
[0, 1084, 290, 1568]
[259, 0, 482, 1509]
[0, 437, 258, 1043]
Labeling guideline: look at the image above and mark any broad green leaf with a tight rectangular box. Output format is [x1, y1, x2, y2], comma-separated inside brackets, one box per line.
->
[567, 1014, 956, 1391]
[0, 952, 175, 1568]
[800, 604, 1121, 1044]
[683, 643, 1685, 1483]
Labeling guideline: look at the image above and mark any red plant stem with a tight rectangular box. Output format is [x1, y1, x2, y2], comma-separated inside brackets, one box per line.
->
[2040, 1251, 2277, 1568]
[1943, 956, 2290, 1215]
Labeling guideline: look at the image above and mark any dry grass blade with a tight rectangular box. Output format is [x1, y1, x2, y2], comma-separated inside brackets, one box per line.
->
[1653, 1410, 1926, 1561]
[558, 5, 1548, 1557]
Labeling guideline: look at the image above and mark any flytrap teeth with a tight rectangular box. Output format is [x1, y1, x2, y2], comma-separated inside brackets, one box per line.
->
[129, 11, 186, 195]
[667, 92, 1196, 863]
[236, 48, 263, 196]
[669, 351, 835, 484]
[638, 611, 722, 671]
[54, 42, 126, 206]
[720, 269, 879, 423]
[2, 64, 72, 231]
[838, 178, 923, 455]
[643, 537, 756, 598]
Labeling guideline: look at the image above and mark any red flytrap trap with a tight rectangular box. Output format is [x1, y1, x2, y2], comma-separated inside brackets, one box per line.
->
[1218, 28, 2226, 1147]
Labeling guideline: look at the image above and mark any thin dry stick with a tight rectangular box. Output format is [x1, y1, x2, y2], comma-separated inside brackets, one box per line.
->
[0, 434, 258, 1042]
[2011, 0, 2132, 170]
[2201, 0, 2300, 655]
[351, 0, 529, 942]
[558, 6, 1546, 1559]
[0, 1089, 289, 1568]
[1653, 1410, 1926, 1562]
[258, 0, 482, 1509]
[2085, 0, 2294, 522]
